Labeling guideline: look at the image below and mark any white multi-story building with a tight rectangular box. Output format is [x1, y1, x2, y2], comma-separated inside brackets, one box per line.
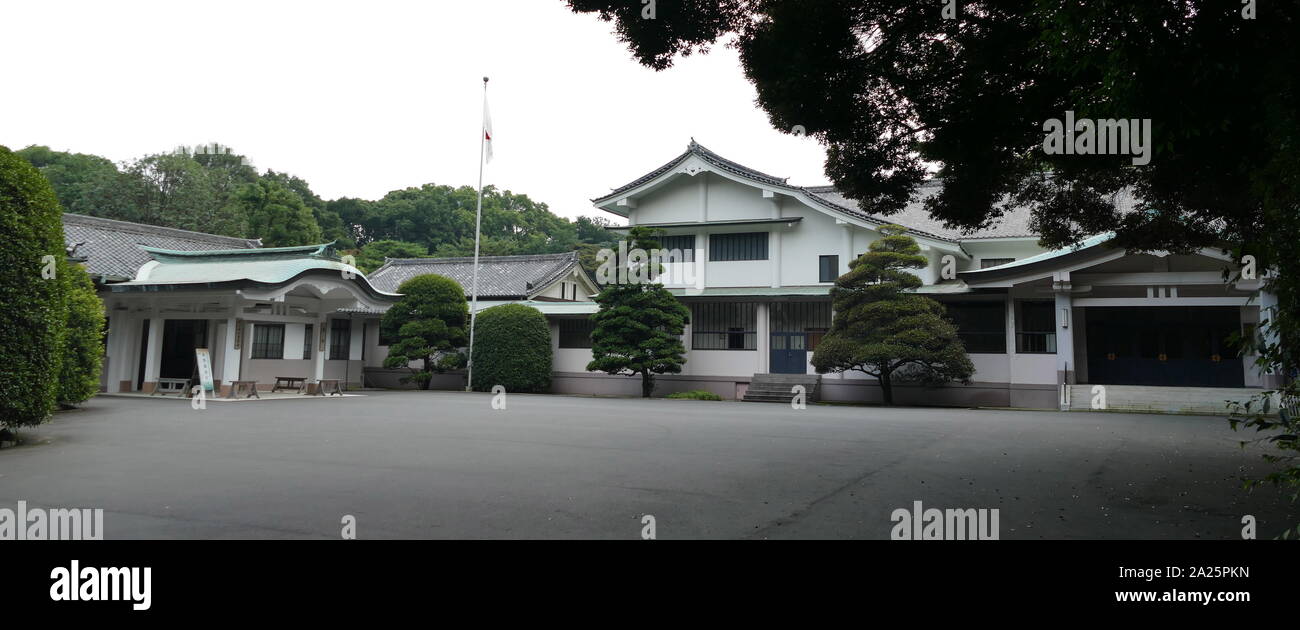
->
[547, 140, 1274, 410]
[79, 140, 1277, 412]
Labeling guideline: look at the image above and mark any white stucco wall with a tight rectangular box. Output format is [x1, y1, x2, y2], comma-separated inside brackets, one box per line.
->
[683, 350, 758, 377]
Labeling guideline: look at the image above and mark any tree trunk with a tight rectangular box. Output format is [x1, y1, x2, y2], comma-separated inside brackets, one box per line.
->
[879, 369, 894, 405]
[641, 372, 654, 398]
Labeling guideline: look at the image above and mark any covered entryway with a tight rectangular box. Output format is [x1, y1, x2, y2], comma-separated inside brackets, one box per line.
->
[769, 332, 807, 374]
[160, 319, 208, 380]
[767, 301, 830, 375]
[1085, 307, 1244, 388]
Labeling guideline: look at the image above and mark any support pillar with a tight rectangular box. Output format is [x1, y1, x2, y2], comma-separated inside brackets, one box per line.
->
[142, 317, 163, 393]
[219, 317, 242, 397]
[1053, 272, 1075, 410]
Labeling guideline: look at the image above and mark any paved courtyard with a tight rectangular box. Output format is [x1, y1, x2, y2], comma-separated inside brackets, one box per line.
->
[1, 391, 1294, 539]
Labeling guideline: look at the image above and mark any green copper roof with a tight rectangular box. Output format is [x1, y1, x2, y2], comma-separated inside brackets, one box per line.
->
[111, 242, 396, 298]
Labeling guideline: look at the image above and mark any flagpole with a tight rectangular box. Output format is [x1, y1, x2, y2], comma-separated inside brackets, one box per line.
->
[466, 76, 488, 392]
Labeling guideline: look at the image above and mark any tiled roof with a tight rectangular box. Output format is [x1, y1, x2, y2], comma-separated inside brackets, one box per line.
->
[595, 141, 1139, 244]
[591, 141, 952, 242]
[594, 139, 789, 204]
[367, 251, 582, 298]
[63, 213, 261, 281]
[806, 183, 1139, 241]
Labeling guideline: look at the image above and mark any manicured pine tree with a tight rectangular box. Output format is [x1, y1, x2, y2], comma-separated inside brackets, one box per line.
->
[811, 224, 974, 405]
[587, 226, 690, 398]
[380, 274, 469, 389]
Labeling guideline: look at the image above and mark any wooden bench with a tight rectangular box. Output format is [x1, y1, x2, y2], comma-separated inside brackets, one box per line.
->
[272, 376, 308, 393]
[152, 378, 192, 397]
[313, 378, 344, 396]
[228, 380, 261, 399]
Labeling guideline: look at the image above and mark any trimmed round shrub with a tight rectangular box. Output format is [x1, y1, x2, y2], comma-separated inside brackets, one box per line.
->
[470, 304, 552, 393]
[0, 146, 67, 427]
[58, 260, 105, 407]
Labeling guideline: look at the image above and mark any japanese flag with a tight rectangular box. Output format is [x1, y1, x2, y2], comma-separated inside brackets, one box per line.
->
[483, 98, 494, 164]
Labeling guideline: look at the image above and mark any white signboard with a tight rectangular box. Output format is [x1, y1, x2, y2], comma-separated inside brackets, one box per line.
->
[195, 348, 215, 393]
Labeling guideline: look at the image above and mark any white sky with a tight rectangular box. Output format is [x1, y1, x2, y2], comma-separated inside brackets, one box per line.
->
[0, 0, 831, 220]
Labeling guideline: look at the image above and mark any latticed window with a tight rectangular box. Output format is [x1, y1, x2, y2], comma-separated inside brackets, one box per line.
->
[659, 234, 696, 254]
[690, 302, 757, 350]
[1016, 301, 1057, 354]
[945, 301, 1007, 353]
[329, 319, 351, 360]
[708, 232, 768, 261]
[251, 324, 285, 359]
[558, 318, 595, 348]
[303, 324, 313, 360]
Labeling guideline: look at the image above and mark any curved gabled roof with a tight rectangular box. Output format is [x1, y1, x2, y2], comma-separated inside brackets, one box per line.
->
[110, 242, 398, 300]
[958, 232, 1118, 283]
[591, 140, 955, 242]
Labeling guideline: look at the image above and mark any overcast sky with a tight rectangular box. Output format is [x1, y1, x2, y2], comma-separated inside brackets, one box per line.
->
[1, 0, 831, 220]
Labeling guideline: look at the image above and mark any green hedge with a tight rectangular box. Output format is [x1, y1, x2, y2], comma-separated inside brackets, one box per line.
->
[0, 146, 67, 427]
[470, 304, 552, 393]
[58, 260, 105, 407]
[666, 389, 723, 401]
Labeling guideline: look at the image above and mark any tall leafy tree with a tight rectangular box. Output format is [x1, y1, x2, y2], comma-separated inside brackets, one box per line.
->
[16, 146, 136, 219]
[354, 240, 429, 273]
[0, 146, 67, 429]
[812, 225, 974, 405]
[380, 274, 469, 389]
[264, 169, 356, 249]
[231, 179, 322, 247]
[587, 226, 690, 398]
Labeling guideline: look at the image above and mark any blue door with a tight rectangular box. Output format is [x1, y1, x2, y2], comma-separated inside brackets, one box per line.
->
[770, 332, 807, 374]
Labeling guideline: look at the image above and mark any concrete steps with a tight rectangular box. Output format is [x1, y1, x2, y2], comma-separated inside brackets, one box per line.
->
[1066, 384, 1273, 415]
[743, 374, 821, 403]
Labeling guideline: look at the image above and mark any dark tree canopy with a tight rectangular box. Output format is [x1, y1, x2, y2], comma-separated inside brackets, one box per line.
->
[568, 2, 1298, 258]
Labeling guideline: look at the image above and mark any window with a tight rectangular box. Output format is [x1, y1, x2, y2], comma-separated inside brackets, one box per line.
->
[708, 232, 768, 261]
[660, 234, 696, 254]
[980, 258, 1015, 269]
[251, 324, 285, 359]
[303, 324, 313, 360]
[819, 255, 839, 282]
[361, 324, 368, 360]
[379, 324, 398, 347]
[946, 302, 1007, 353]
[690, 302, 757, 350]
[559, 318, 595, 348]
[1016, 301, 1057, 353]
[329, 319, 351, 360]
